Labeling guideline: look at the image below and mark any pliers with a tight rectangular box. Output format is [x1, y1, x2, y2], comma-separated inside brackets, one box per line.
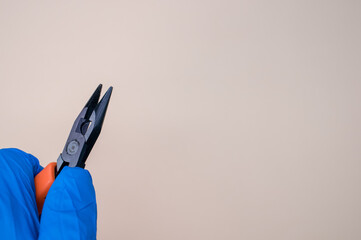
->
[34, 84, 113, 215]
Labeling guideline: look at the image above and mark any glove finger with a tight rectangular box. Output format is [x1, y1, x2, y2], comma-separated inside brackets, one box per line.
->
[39, 166, 97, 240]
[0, 148, 43, 177]
[0, 148, 43, 239]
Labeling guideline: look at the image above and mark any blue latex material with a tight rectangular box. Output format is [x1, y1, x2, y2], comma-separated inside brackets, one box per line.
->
[0, 148, 97, 239]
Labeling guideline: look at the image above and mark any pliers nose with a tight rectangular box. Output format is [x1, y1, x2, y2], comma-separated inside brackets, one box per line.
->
[57, 84, 113, 175]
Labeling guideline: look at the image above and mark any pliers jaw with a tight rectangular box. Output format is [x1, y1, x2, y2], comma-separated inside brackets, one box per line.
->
[56, 84, 113, 176]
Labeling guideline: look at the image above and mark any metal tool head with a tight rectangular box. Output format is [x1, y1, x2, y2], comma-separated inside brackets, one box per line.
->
[56, 84, 113, 176]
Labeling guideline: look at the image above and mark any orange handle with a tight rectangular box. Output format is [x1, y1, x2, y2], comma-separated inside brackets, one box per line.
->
[34, 162, 57, 215]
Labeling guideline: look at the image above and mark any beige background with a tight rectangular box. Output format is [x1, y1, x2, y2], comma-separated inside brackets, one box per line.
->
[1, 0, 361, 239]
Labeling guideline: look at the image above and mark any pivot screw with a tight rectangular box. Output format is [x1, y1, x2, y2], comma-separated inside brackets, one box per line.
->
[67, 140, 79, 155]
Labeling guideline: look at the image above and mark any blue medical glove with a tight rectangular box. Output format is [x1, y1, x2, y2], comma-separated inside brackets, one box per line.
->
[0, 148, 97, 239]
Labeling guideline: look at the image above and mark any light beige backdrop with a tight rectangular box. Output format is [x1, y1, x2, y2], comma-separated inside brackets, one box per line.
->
[1, 1, 361, 239]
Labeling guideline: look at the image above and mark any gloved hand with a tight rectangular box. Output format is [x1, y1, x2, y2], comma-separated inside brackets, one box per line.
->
[0, 148, 97, 239]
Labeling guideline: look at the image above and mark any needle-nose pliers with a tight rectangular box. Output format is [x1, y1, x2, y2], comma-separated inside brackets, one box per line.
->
[35, 84, 113, 215]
